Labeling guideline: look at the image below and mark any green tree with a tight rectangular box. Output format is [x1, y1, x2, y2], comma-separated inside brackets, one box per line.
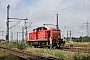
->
[79, 36, 90, 42]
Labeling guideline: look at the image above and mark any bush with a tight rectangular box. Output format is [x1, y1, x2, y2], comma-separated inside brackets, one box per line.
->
[16, 42, 28, 50]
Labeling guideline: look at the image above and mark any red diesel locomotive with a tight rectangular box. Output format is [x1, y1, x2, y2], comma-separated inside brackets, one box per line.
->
[28, 26, 65, 48]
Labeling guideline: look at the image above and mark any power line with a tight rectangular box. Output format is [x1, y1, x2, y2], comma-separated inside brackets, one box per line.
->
[61, 0, 83, 11]
[10, 0, 18, 8]
[83, 20, 90, 37]
[0, 0, 18, 19]
[9, 21, 21, 29]
[61, 0, 90, 12]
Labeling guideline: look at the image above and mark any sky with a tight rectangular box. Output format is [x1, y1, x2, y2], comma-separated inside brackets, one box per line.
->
[0, 0, 90, 40]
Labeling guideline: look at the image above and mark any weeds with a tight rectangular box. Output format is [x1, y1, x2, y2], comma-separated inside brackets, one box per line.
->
[0, 42, 28, 50]
[1, 42, 90, 60]
[34, 48, 65, 58]
[16, 42, 28, 50]
[73, 52, 90, 60]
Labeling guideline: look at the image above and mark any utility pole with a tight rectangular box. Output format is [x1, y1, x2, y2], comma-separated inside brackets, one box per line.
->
[69, 30, 72, 41]
[22, 26, 24, 41]
[56, 14, 59, 29]
[6, 4, 28, 42]
[25, 22, 32, 42]
[43, 14, 58, 28]
[25, 19, 27, 41]
[84, 20, 90, 37]
[17, 32, 25, 42]
[82, 32, 83, 42]
[17, 32, 18, 42]
[11, 32, 13, 41]
[6, 5, 10, 43]
[67, 31, 68, 41]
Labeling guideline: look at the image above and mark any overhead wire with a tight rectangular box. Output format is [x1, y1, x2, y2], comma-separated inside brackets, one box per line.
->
[0, 0, 18, 19]
[61, 1, 83, 10]
[40, 0, 89, 24]
[58, 0, 90, 29]
[1, 0, 89, 28]
[29, 0, 67, 23]
[9, 21, 21, 29]
[61, 0, 90, 12]
[10, 0, 18, 9]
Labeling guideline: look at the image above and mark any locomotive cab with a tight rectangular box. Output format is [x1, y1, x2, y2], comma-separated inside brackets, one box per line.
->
[47, 28, 64, 47]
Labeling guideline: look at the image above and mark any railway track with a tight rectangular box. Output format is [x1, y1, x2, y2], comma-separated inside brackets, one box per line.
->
[0, 46, 63, 60]
[60, 44, 90, 53]
[32, 44, 90, 54]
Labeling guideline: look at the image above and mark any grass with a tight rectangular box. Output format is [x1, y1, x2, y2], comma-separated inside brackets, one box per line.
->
[25, 47, 90, 60]
[0, 50, 19, 60]
[0, 42, 28, 50]
[73, 52, 90, 60]
[26, 47, 66, 59]
[0, 50, 9, 57]
[26, 48, 65, 57]
[1, 42, 90, 60]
